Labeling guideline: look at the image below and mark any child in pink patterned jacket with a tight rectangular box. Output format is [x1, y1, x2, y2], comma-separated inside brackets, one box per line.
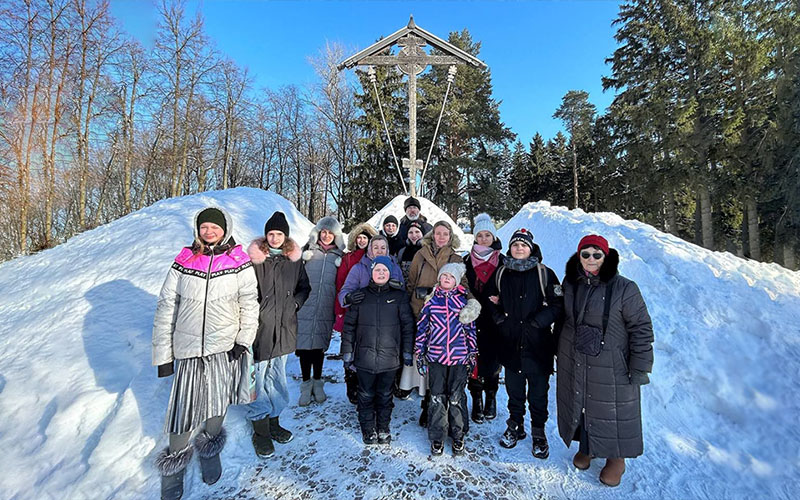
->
[415, 262, 479, 457]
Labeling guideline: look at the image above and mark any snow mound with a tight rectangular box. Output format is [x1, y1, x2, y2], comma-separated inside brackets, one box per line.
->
[0, 187, 311, 500]
[367, 195, 472, 251]
[499, 201, 800, 498]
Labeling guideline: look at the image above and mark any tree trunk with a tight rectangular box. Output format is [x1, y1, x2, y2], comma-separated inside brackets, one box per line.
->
[666, 191, 678, 235]
[784, 241, 796, 271]
[699, 184, 714, 249]
[572, 146, 579, 209]
[747, 197, 760, 261]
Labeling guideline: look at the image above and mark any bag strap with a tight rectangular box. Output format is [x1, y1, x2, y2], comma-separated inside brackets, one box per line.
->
[495, 265, 505, 293]
[537, 263, 548, 306]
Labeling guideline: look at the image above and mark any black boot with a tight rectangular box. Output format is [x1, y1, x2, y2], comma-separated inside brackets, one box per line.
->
[251, 418, 275, 458]
[419, 394, 429, 427]
[484, 391, 497, 420]
[156, 445, 193, 500]
[470, 390, 485, 424]
[499, 419, 526, 449]
[269, 416, 293, 444]
[430, 440, 444, 456]
[345, 369, 359, 404]
[531, 426, 549, 459]
[362, 429, 378, 445]
[194, 428, 226, 485]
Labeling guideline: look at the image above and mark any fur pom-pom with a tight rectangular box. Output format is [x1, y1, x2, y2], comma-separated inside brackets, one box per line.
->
[458, 298, 482, 324]
[155, 445, 193, 476]
[335, 256, 342, 267]
[194, 427, 227, 458]
[302, 249, 314, 262]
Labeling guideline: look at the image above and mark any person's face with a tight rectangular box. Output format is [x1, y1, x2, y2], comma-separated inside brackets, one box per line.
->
[405, 205, 420, 218]
[199, 222, 224, 245]
[579, 246, 606, 274]
[475, 230, 494, 247]
[438, 273, 456, 290]
[510, 241, 531, 259]
[407, 227, 423, 243]
[267, 230, 285, 249]
[383, 222, 397, 235]
[433, 226, 450, 248]
[372, 264, 390, 284]
[371, 239, 388, 257]
[356, 234, 369, 249]
[319, 229, 335, 246]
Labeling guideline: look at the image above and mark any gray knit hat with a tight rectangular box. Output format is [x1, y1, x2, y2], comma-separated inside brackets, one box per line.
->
[472, 213, 497, 238]
[438, 262, 466, 284]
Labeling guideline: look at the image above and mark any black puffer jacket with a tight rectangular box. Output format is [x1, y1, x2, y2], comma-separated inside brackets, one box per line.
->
[492, 243, 564, 374]
[247, 237, 312, 362]
[556, 249, 654, 458]
[341, 281, 415, 374]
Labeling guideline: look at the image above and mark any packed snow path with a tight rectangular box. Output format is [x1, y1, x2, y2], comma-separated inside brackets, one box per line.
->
[0, 188, 798, 499]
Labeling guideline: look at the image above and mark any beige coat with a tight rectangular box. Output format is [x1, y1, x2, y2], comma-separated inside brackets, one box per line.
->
[406, 231, 467, 317]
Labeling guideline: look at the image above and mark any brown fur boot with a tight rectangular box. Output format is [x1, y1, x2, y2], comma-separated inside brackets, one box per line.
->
[599, 458, 626, 487]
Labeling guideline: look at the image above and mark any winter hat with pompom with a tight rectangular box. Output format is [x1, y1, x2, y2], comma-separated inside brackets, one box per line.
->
[472, 213, 497, 238]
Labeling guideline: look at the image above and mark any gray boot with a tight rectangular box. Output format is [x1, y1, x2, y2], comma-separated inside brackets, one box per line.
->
[194, 427, 226, 485]
[299, 379, 313, 406]
[156, 445, 193, 500]
[312, 378, 327, 403]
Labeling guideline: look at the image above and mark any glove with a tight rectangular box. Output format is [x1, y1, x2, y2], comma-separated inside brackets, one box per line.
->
[416, 356, 427, 377]
[492, 311, 507, 325]
[344, 360, 355, 372]
[344, 290, 365, 306]
[466, 353, 478, 372]
[459, 298, 481, 324]
[157, 362, 174, 378]
[630, 369, 650, 386]
[228, 344, 247, 362]
[403, 352, 413, 367]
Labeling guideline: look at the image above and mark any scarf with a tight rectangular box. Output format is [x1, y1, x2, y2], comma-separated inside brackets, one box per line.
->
[268, 246, 283, 256]
[504, 255, 540, 272]
[470, 246, 500, 290]
[318, 240, 336, 252]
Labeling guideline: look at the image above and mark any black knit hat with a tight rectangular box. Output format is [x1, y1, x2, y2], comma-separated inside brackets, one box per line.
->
[509, 228, 535, 251]
[196, 207, 227, 234]
[404, 197, 421, 210]
[383, 215, 399, 226]
[264, 211, 290, 237]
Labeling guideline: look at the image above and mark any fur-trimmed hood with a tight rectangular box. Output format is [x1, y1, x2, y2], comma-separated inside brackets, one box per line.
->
[421, 226, 461, 251]
[247, 236, 302, 264]
[346, 222, 378, 252]
[192, 205, 235, 245]
[564, 248, 620, 285]
[304, 216, 346, 252]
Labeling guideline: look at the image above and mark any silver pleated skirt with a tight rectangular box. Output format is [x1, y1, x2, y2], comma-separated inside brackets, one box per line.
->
[164, 352, 242, 435]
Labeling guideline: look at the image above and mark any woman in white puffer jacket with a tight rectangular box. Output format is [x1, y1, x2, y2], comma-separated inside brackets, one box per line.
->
[152, 207, 258, 500]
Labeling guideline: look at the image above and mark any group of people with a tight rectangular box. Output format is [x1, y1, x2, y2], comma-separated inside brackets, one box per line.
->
[151, 197, 654, 500]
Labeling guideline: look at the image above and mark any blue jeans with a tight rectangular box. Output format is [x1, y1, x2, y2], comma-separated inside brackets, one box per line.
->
[247, 354, 289, 421]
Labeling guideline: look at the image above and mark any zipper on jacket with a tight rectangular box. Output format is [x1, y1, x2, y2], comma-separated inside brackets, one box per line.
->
[200, 250, 215, 357]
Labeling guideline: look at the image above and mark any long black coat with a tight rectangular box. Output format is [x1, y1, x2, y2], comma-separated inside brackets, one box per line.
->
[556, 249, 654, 458]
[463, 248, 504, 371]
[341, 281, 415, 374]
[247, 238, 312, 362]
[492, 244, 564, 375]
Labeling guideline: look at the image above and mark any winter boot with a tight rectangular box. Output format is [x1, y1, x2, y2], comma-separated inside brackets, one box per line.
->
[499, 419, 526, 449]
[269, 416, 293, 444]
[298, 380, 313, 406]
[470, 390, 485, 424]
[345, 369, 359, 404]
[251, 418, 275, 458]
[362, 429, 378, 445]
[312, 378, 327, 403]
[430, 441, 444, 456]
[483, 391, 497, 420]
[194, 428, 226, 485]
[599, 458, 626, 487]
[452, 439, 465, 457]
[377, 430, 392, 445]
[394, 387, 412, 400]
[156, 445, 193, 500]
[530, 426, 549, 459]
[573, 451, 592, 470]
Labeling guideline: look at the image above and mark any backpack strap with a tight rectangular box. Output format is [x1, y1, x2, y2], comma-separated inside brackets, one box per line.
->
[537, 263, 548, 306]
[495, 265, 506, 293]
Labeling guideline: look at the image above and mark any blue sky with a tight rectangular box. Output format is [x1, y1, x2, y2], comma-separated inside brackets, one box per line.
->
[110, 0, 622, 144]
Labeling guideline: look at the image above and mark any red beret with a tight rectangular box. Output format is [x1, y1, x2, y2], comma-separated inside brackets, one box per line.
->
[578, 234, 609, 255]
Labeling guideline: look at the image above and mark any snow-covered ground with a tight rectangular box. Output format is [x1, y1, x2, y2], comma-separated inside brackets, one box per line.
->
[0, 190, 797, 499]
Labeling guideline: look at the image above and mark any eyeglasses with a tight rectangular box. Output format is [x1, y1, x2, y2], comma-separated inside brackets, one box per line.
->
[580, 251, 604, 260]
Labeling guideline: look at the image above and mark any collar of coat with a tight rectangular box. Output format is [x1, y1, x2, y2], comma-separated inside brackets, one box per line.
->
[564, 248, 620, 285]
[346, 223, 378, 251]
[247, 236, 302, 264]
[304, 219, 346, 253]
[368, 279, 404, 293]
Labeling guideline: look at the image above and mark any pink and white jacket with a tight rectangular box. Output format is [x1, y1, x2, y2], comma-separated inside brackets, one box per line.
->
[415, 285, 478, 366]
[152, 207, 259, 365]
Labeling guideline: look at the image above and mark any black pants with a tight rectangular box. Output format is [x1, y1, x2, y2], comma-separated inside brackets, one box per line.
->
[356, 370, 395, 434]
[505, 368, 549, 428]
[297, 349, 324, 381]
[427, 363, 469, 442]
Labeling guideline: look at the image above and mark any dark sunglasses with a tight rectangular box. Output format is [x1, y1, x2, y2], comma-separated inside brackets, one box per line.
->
[580, 251, 604, 260]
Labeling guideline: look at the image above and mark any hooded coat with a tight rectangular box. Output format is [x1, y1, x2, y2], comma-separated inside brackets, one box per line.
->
[556, 249, 654, 458]
[152, 207, 259, 365]
[334, 223, 378, 332]
[415, 285, 478, 366]
[406, 229, 467, 317]
[296, 217, 345, 351]
[247, 237, 311, 361]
